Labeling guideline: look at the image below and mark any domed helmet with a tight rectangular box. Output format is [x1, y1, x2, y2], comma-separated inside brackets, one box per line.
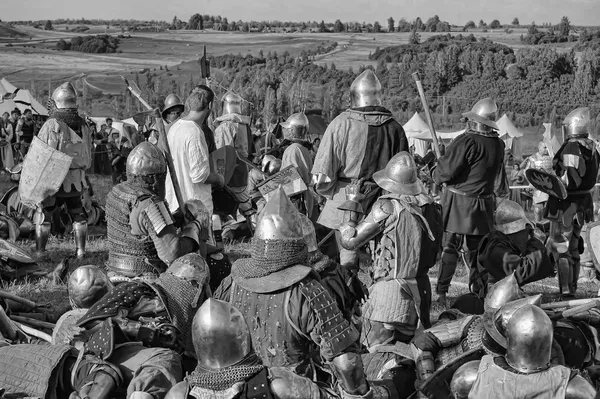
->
[505, 304, 553, 373]
[485, 294, 542, 348]
[126, 142, 167, 177]
[495, 199, 531, 235]
[563, 107, 590, 138]
[161, 94, 184, 120]
[281, 112, 309, 141]
[373, 151, 426, 196]
[483, 273, 523, 313]
[68, 265, 112, 309]
[261, 155, 281, 175]
[221, 91, 242, 116]
[192, 298, 252, 370]
[52, 82, 78, 110]
[462, 98, 498, 132]
[350, 70, 382, 108]
[450, 360, 481, 399]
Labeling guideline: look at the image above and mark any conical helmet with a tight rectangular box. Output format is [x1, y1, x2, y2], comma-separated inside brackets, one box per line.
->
[495, 199, 530, 235]
[126, 142, 167, 176]
[505, 304, 552, 374]
[281, 112, 309, 141]
[462, 98, 498, 131]
[221, 91, 242, 116]
[161, 94, 184, 119]
[484, 294, 542, 348]
[52, 82, 78, 110]
[483, 273, 523, 313]
[563, 107, 590, 138]
[192, 298, 252, 370]
[350, 70, 382, 108]
[255, 187, 304, 240]
[68, 265, 112, 309]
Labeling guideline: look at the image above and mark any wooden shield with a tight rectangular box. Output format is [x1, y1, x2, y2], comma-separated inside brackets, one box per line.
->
[210, 145, 237, 186]
[19, 137, 73, 208]
[525, 169, 567, 200]
[257, 165, 307, 201]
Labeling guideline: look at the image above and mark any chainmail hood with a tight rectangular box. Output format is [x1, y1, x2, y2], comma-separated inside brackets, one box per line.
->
[47, 97, 85, 132]
[188, 352, 264, 391]
[232, 238, 307, 279]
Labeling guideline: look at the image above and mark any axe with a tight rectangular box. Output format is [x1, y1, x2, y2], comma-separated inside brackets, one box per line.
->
[121, 76, 193, 222]
[412, 72, 442, 159]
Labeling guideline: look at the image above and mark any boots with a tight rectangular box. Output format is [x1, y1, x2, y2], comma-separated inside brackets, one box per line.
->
[73, 221, 87, 259]
[69, 371, 119, 399]
[35, 223, 51, 255]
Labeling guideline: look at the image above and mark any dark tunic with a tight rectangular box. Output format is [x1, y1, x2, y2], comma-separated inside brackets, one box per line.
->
[433, 130, 508, 235]
[475, 230, 554, 287]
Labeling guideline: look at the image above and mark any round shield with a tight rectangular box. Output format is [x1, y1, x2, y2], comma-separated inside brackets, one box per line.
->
[0, 239, 35, 264]
[525, 169, 567, 200]
[52, 308, 88, 345]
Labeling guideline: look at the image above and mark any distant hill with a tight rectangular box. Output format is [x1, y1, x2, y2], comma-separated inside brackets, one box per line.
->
[0, 22, 29, 38]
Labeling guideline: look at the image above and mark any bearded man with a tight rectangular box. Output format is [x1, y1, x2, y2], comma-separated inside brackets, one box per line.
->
[32, 82, 92, 259]
[433, 98, 509, 304]
[105, 141, 209, 282]
[312, 70, 408, 271]
[214, 188, 375, 399]
[339, 152, 442, 346]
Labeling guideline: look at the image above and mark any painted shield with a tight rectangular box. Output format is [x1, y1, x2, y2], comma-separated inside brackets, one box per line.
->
[418, 348, 485, 399]
[525, 169, 567, 200]
[19, 136, 73, 209]
[585, 221, 600, 273]
[257, 165, 308, 201]
[0, 238, 35, 264]
[210, 145, 237, 186]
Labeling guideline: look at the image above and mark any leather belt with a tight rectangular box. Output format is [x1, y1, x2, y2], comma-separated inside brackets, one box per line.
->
[446, 187, 494, 199]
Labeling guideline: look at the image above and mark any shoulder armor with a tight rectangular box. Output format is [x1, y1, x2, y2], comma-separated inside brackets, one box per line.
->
[371, 199, 395, 223]
[425, 315, 475, 348]
[132, 196, 174, 235]
[298, 278, 359, 359]
[565, 374, 596, 399]
[165, 381, 189, 399]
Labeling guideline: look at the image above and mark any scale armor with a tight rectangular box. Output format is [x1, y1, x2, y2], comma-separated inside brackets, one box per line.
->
[105, 182, 165, 278]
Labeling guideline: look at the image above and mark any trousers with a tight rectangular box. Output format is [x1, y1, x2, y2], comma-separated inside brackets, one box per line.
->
[436, 232, 482, 295]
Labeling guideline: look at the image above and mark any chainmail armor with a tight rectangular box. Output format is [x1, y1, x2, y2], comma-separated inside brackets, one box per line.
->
[105, 182, 165, 277]
[152, 272, 204, 356]
[187, 352, 264, 391]
[464, 316, 505, 356]
[47, 97, 85, 132]
[231, 238, 307, 279]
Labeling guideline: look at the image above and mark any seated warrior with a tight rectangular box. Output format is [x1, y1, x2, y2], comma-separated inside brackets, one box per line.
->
[338, 152, 443, 347]
[105, 141, 209, 282]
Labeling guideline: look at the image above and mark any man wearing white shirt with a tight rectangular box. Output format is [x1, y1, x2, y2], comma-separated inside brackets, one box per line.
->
[165, 86, 224, 217]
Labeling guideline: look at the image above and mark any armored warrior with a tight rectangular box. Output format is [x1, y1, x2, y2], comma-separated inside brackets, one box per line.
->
[450, 304, 596, 399]
[147, 94, 185, 144]
[213, 92, 254, 218]
[280, 112, 316, 218]
[520, 141, 554, 222]
[34, 82, 92, 258]
[433, 98, 509, 305]
[338, 152, 443, 346]
[214, 188, 373, 399]
[311, 70, 408, 270]
[546, 107, 600, 295]
[105, 141, 209, 282]
[474, 199, 554, 294]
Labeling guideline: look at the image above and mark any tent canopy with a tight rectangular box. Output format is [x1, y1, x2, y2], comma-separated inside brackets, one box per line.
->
[496, 114, 523, 160]
[89, 117, 136, 143]
[0, 78, 18, 98]
[13, 89, 48, 116]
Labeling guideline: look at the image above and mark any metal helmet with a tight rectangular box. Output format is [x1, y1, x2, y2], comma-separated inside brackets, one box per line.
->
[261, 155, 281, 175]
[495, 199, 530, 235]
[192, 298, 252, 370]
[563, 107, 590, 138]
[255, 187, 304, 241]
[450, 360, 481, 399]
[300, 213, 318, 253]
[68, 265, 112, 309]
[462, 98, 498, 131]
[52, 82, 78, 110]
[161, 94, 184, 119]
[281, 112, 309, 141]
[372, 151, 426, 196]
[126, 142, 167, 176]
[483, 273, 523, 313]
[221, 91, 242, 116]
[350, 70, 382, 108]
[485, 294, 542, 348]
[505, 304, 553, 374]
[165, 253, 209, 286]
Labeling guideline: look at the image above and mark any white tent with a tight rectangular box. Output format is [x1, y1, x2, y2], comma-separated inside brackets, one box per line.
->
[542, 122, 562, 157]
[122, 117, 138, 129]
[89, 117, 136, 143]
[13, 89, 48, 116]
[403, 112, 431, 157]
[496, 114, 523, 160]
[0, 78, 18, 98]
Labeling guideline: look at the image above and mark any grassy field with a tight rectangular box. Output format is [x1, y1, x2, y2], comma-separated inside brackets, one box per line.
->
[0, 171, 597, 335]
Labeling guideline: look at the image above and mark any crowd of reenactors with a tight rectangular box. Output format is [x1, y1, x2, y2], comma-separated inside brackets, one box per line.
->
[0, 69, 599, 399]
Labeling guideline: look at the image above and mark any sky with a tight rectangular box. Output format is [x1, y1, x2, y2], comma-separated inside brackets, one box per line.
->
[3, 0, 599, 26]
